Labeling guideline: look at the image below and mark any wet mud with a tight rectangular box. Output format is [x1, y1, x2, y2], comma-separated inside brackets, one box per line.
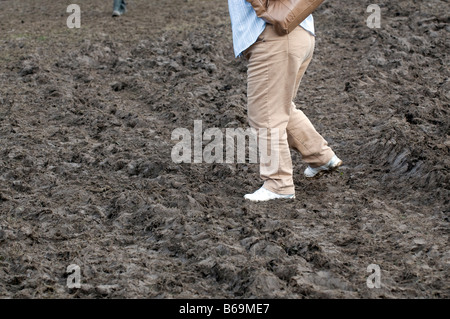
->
[0, 0, 448, 298]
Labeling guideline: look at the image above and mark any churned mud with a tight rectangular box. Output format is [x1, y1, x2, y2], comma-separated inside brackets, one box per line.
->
[0, 0, 448, 298]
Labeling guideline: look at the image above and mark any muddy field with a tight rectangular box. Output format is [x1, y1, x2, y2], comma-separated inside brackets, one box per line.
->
[0, 0, 448, 298]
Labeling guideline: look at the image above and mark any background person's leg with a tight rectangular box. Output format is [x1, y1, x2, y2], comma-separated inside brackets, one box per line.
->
[113, 0, 127, 16]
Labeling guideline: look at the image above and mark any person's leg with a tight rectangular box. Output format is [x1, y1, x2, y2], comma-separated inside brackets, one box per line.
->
[287, 104, 335, 167]
[113, 0, 126, 16]
[286, 32, 335, 167]
[113, 0, 121, 11]
[244, 25, 312, 195]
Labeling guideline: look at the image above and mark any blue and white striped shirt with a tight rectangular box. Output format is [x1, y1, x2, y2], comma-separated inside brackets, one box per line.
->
[228, 0, 315, 57]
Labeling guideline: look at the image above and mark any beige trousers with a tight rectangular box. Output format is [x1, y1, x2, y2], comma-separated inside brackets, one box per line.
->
[243, 24, 335, 195]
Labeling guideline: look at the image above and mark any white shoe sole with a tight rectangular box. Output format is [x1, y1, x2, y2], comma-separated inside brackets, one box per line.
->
[244, 194, 295, 202]
[304, 158, 343, 178]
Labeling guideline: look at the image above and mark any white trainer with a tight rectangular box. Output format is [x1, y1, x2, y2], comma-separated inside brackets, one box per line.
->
[244, 187, 295, 202]
[304, 155, 343, 178]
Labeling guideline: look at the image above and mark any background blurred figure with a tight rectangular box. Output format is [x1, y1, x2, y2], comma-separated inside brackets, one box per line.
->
[112, 0, 127, 17]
